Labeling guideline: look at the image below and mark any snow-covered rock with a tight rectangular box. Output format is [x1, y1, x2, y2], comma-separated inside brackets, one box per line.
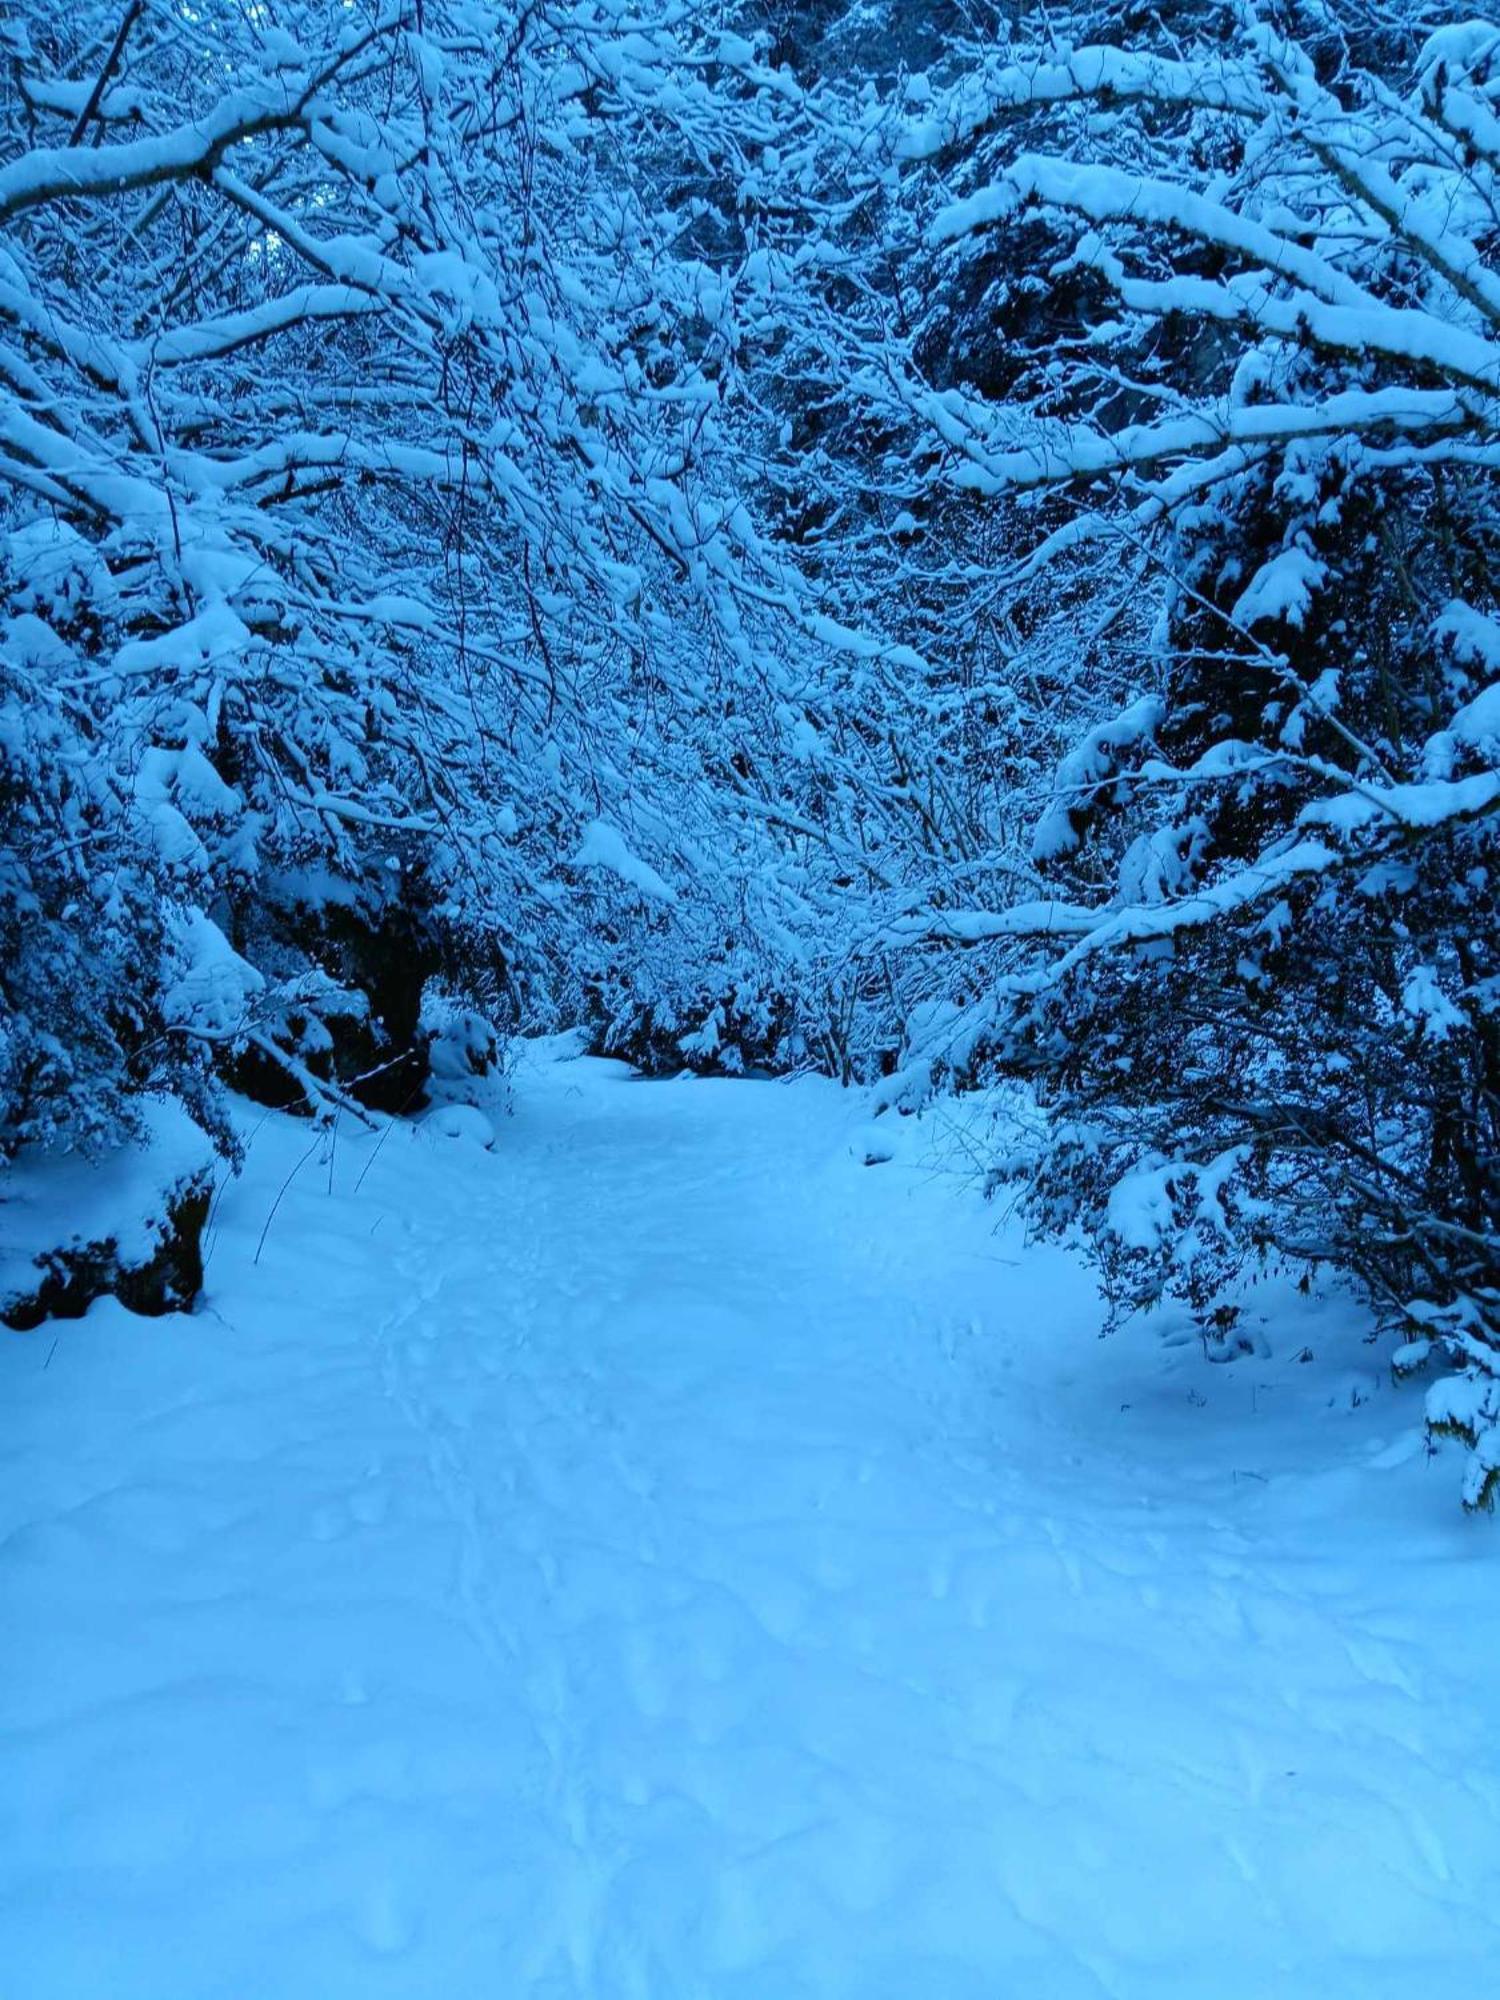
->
[0, 1098, 216, 1330]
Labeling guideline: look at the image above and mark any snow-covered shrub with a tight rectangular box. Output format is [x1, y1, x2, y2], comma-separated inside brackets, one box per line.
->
[420, 983, 510, 1123]
[588, 956, 801, 1078]
[842, 5, 1500, 1499]
[0, 533, 212, 1157]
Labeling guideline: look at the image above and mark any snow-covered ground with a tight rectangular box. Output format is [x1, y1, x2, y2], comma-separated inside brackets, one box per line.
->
[3, 1044, 1499, 1998]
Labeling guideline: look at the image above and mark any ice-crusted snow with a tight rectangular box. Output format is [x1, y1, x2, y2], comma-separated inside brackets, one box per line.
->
[3, 1043, 1500, 1997]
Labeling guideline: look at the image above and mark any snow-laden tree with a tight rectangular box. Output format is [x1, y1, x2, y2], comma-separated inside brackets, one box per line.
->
[821, 5, 1500, 1502]
[0, 0, 912, 1145]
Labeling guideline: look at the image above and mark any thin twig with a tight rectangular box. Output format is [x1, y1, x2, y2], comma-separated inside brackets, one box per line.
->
[69, 1, 145, 148]
[254, 1132, 323, 1266]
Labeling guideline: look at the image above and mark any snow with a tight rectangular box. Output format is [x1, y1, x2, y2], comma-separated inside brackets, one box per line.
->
[1451, 682, 1500, 748]
[1400, 965, 1468, 1042]
[1105, 1157, 1181, 1250]
[1232, 546, 1327, 631]
[0, 1098, 214, 1318]
[1434, 600, 1500, 675]
[420, 1102, 498, 1149]
[4, 1045, 1500, 1996]
[1031, 694, 1164, 864]
[573, 819, 678, 904]
[161, 910, 265, 1039]
[0, 84, 316, 223]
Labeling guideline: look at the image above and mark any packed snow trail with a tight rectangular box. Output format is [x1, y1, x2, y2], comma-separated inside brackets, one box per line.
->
[4, 1045, 1500, 1999]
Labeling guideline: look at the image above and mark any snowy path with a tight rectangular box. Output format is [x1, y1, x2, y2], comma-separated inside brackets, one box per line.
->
[4, 1048, 1500, 1998]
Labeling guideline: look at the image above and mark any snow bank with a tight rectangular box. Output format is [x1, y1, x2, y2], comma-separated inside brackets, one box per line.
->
[0, 1097, 217, 1328]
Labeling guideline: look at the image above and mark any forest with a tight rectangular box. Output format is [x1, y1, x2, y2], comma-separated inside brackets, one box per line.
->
[3, 4, 1500, 1990]
[5, 0, 1495, 1493]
